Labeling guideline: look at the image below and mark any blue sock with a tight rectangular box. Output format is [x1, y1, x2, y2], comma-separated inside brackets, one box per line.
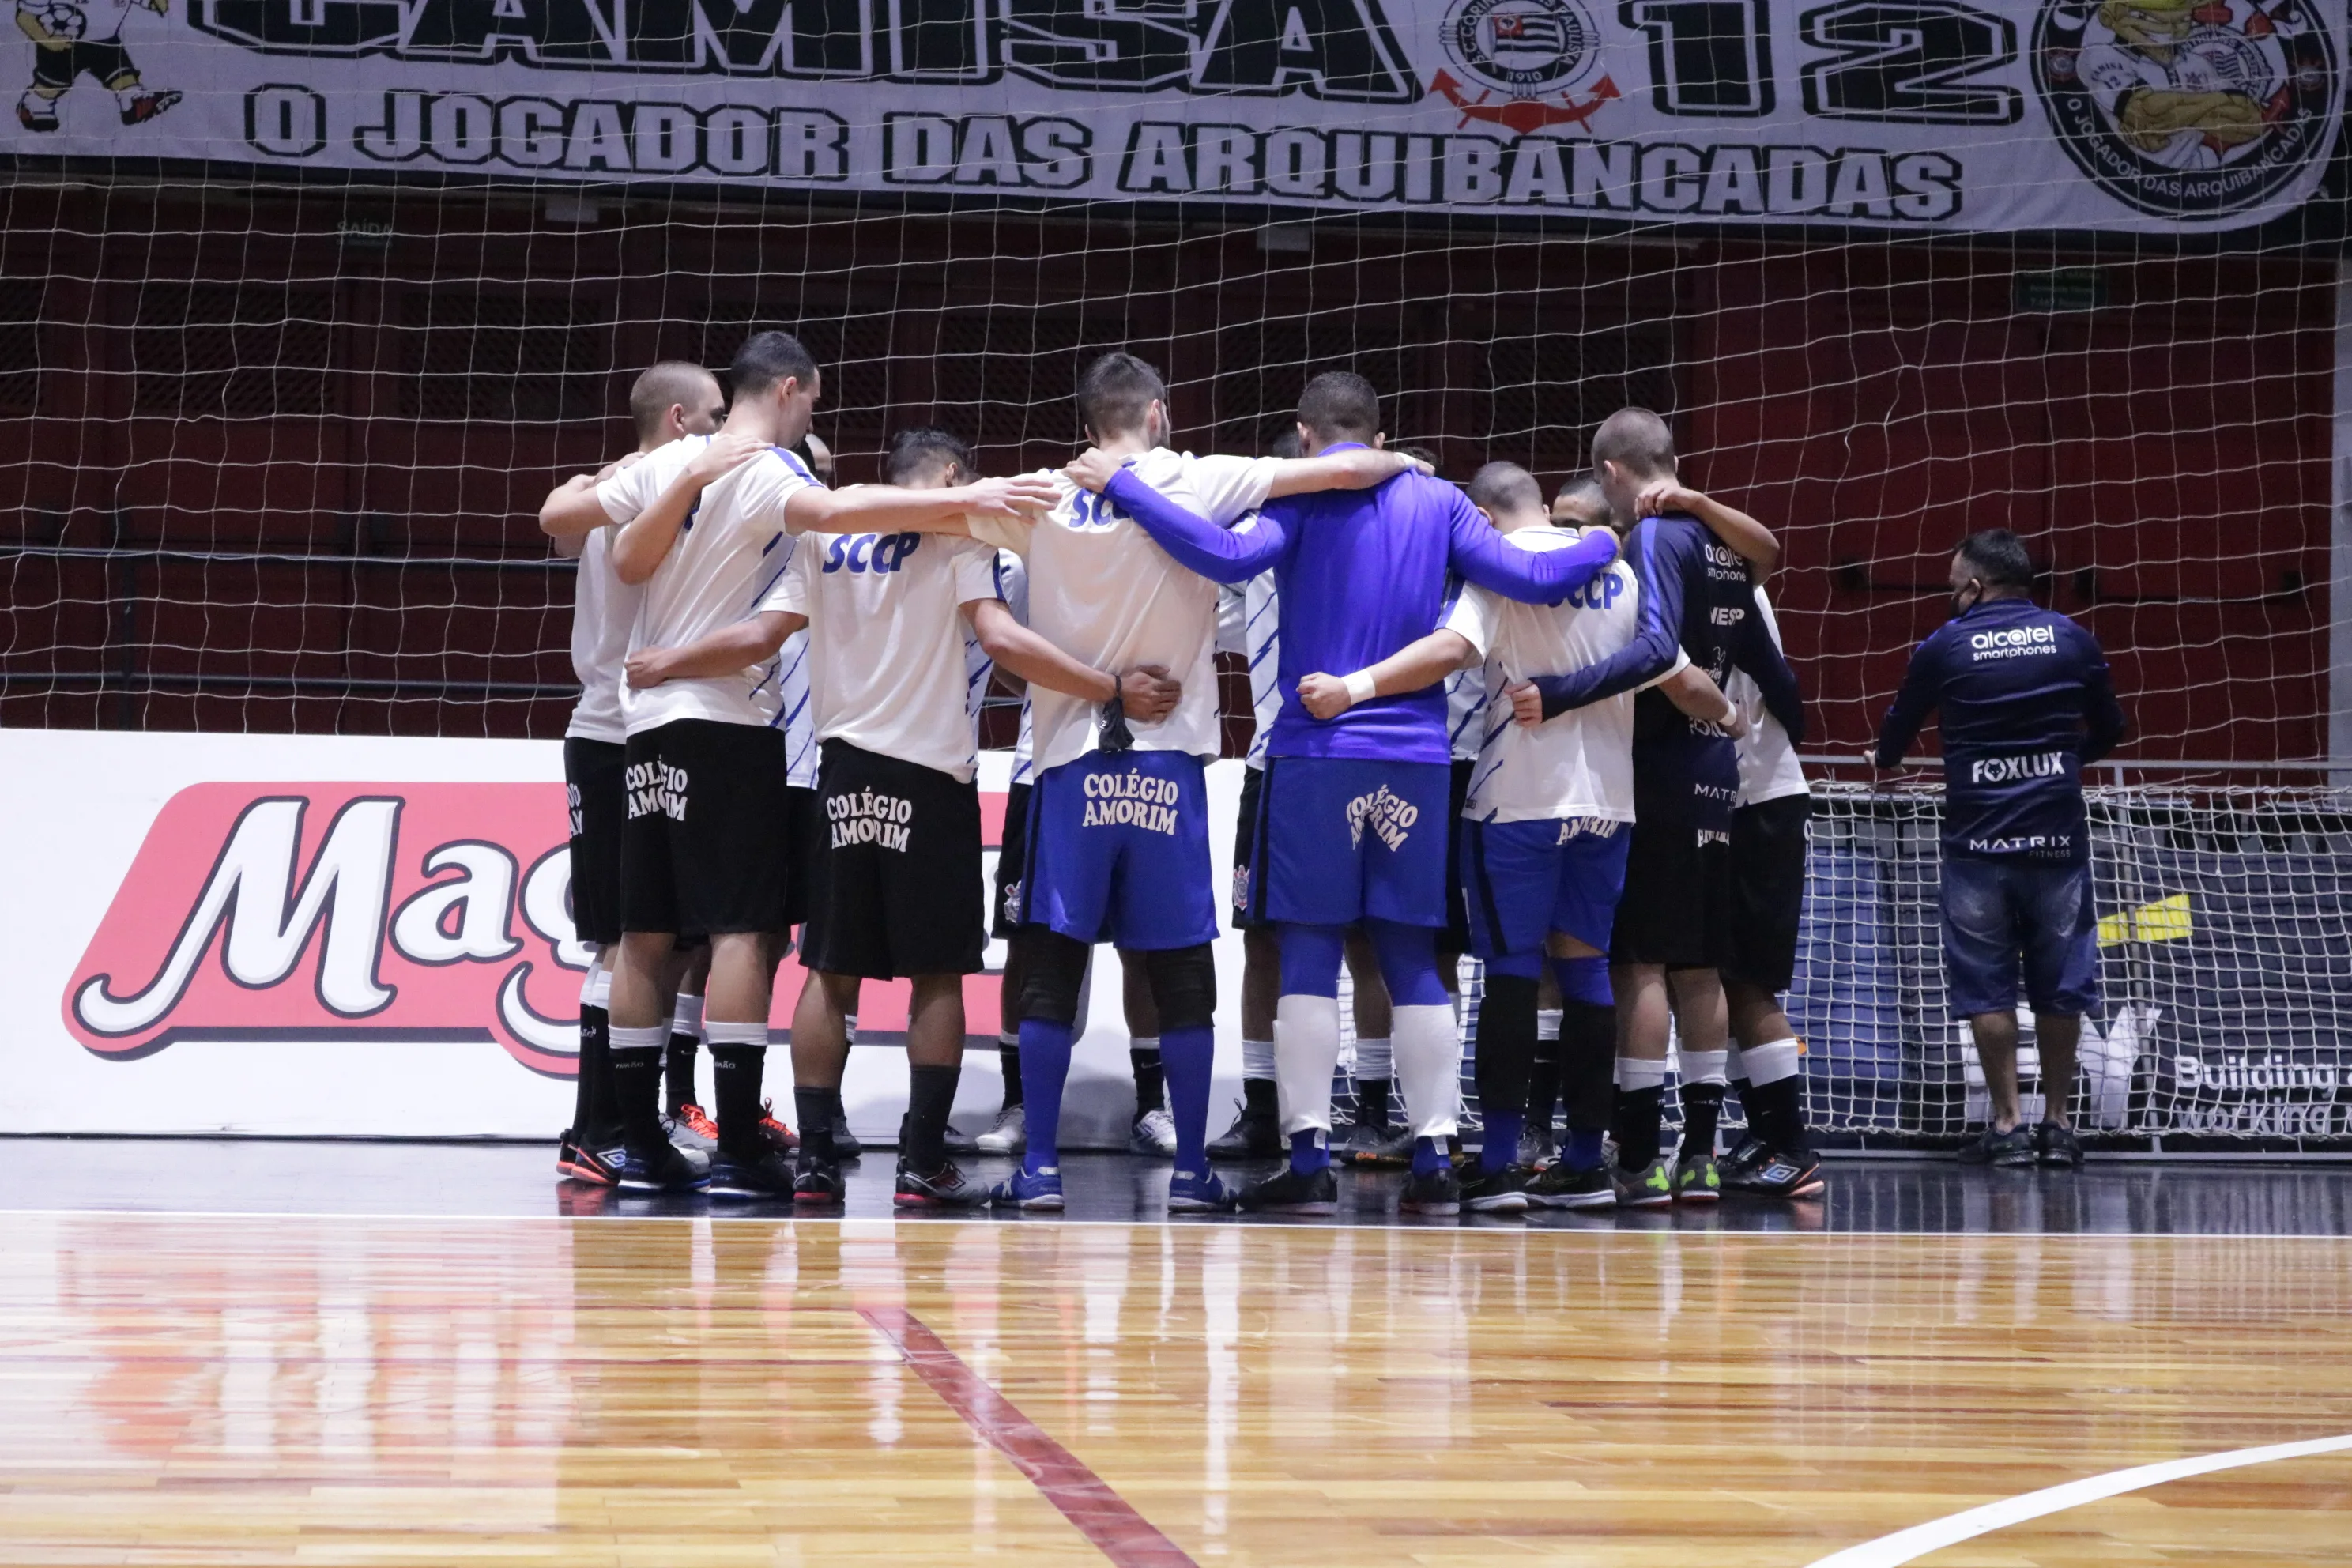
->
[1555, 954, 1612, 1008]
[1366, 918, 1448, 1008]
[1481, 1110, 1522, 1174]
[1161, 1023, 1214, 1174]
[1017, 1018, 1073, 1176]
[1412, 1136, 1447, 1177]
[1566, 1128, 1607, 1171]
[1291, 1129, 1330, 1174]
[1276, 922, 1347, 997]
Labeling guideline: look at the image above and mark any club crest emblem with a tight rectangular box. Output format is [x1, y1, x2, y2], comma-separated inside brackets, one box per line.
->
[2032, 0, 2340, 218]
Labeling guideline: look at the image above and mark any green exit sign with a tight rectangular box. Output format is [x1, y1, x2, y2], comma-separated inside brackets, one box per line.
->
[2015, 268, 2109, 312]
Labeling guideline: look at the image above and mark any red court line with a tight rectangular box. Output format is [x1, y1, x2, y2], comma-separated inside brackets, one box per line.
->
[856, 1303, 1200, 1568]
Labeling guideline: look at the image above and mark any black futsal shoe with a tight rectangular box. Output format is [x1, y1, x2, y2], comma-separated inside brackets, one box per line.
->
[707, 1146, 797, 1200]
[1459, 1164, 1531, 1213]
[1525, 1162, 1616, 1209]
[793, 1155, 846, 1206]
[1957, 1126, 2037, 1167]
[895, 1159, 992, 1208]
[1724, 1148, 1826, 1199]
[1400, 1166, 1463, 1216]
[1237, 1163, 1338, 1216]
[2037, 1122, 2084, 1170]
[615, 1139, 709, 1193]
[1208, 1095, 1283, 1160]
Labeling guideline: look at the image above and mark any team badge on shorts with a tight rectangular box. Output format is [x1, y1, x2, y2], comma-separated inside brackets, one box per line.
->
[2033, 0, 2339, 219]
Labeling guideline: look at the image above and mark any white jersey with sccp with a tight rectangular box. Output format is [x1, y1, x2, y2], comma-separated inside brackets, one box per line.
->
[775, 628, 818, 787]
[1732, 586, 1808, 808]
[597, 436, 816, 734]
[764, 527, 1002, 782]
[966, 548, 1028, 737]
[1449, 526, 1682, 825]
[564, 525, 637, 745]
[973, 450, 1277, 774]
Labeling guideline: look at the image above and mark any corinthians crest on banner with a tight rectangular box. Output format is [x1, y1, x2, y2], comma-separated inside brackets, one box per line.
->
[2, 0, 2341, 229]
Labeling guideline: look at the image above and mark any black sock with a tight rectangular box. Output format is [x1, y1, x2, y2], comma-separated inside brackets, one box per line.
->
[795, 1087, 837, 1164]
[612, 1049, 667, 1153]
[710, 1046, 766, 1158]
[1130, 1046, 1166, 1117]
[665, 1038, 699, 1115]
[827, 1087, 850, 1129]
[1747, 1075, 1812, 1155]
[1355, 1076, 1392, 1131]
[1474, 974, 1538, 1170]
[572, 1003, 607, 1137]
[1000, 1042, 1024, 1109]
[905, 1063, 961, 1174]
[1614, 1085, 1664, 1170]
[1526, 1031, 1560, 1139]
[1679, 1081, 1725, 1160]
[1242, 1076, 1277, 1117]
[1559, 1003, 1615, 1165]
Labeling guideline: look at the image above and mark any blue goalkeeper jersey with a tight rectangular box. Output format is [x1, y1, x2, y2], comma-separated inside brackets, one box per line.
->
[1103, 450, 1616, 767]
[1875, 596, 2128, 865]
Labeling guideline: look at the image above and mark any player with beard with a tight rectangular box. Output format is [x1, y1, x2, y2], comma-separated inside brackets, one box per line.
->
[1083, 372, 1622, 1216]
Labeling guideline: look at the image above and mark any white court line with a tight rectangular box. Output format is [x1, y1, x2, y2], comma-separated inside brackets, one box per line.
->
[1804, 1434, 2352, 1567]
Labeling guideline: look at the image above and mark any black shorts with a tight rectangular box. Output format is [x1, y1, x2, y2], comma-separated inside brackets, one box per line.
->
[620, 718, 792, 939]
[992, 780, 1033, 939]
[1436, 756, 1475, 955]
[564, 735, 626, 948]
[802, 739, 986, 980]
[783, 784, 824, 930]
[1231, 765, 1271, 931]
[1724, 791, 1811, 993]
[1609, 815, 1732, 968]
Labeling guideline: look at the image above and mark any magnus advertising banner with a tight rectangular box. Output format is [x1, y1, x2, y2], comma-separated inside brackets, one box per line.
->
[6, 728, 1245, 1140]
[4, 0, 2341, 232]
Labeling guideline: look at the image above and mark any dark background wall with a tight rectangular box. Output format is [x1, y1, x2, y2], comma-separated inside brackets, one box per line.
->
[0, 180, 2333, 760]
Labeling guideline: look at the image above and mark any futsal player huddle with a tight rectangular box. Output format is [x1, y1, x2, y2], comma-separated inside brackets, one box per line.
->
[539, 329, 1825, 1213]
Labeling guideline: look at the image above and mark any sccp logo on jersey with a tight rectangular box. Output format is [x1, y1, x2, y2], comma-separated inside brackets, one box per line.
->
[62, 783, 590, 1076]
[2033, 0, 2339, 219]
[1430, 0, 1619, 135]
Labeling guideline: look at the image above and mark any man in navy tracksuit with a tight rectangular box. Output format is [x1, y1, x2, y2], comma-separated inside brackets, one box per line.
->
[1875, 529, 2128, 1170]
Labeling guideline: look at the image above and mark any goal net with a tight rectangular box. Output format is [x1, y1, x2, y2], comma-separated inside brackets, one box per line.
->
[2, 0, 2346, 1148]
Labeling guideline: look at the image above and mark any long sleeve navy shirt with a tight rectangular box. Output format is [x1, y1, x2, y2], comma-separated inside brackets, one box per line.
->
[1528, 513, 1782, 830]
[1874, 596, 2128, 865]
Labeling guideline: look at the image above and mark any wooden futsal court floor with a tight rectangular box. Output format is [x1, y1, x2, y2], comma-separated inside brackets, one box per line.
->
[1, 1189, 2347, 1566]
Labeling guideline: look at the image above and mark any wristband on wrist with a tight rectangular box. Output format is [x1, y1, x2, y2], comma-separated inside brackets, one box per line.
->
[1342, 670, 1378, 707]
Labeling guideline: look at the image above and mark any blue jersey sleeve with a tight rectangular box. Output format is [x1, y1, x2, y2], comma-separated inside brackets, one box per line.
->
[1874, 631, 1947, 767]
[1733, 610, 1807, 745]
[1531, 519, 1692, 720]
[1446, 488, 1616, 605]
[2075, 626, 2128, 763]
[1104, 468, 1286, 584]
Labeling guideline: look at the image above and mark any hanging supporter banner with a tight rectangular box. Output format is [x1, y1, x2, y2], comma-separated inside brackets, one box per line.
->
[2, 728, 1245, 1141]
[3, 0, 2339, 232]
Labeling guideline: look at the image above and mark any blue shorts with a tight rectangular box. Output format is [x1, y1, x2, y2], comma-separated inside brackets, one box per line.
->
[1023, 749, 1218, 951]
[1253, 757, 1453, 928]
[1940, 857, 2101, 1018]
[1460, 816, 1632, 959]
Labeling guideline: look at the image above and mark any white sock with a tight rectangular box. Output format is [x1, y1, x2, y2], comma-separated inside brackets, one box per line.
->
[704, 1020, 770, 1048]
[1744, 1038, 1803, 1087]
[1724, 1043, 1747, 1082]
[672, 993, 705, 1040]
[998, 1030, 1018, 1049]
[1616, 1056, 1668, 1092]
[1274, 995, 1341, 1136]
[1678, 1049, 1729, 1087]
[1131, 1035, 1160, 1054]
[1392, 1003, 1461, 1141]
[1536, 1008, 1562, 1043]
[845, 1012, 860, 1047]
[1353, 1035, 1392, 1082]
[609, 1023, 668, 1055]
[1242, 1037, 1276, 1081]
